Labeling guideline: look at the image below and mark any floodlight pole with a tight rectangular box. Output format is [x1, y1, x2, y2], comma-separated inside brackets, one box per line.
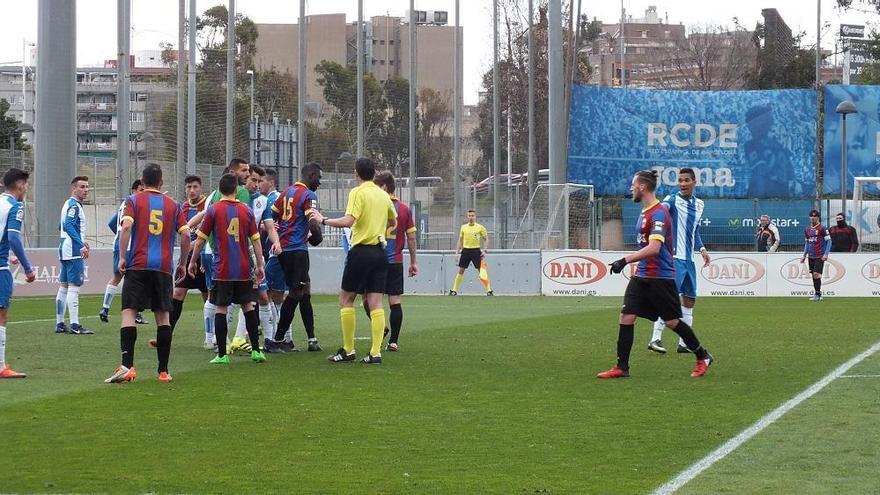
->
[836, 100, 857, 218]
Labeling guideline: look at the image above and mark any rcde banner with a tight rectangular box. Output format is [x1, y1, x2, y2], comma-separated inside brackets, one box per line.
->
[567, 86, 817, 198]
[823, 84, 880, 195]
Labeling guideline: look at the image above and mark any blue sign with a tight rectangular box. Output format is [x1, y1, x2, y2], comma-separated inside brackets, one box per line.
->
[823, 85, 880, 195]
[623, 199, 814, 247]
[568, 86, 817, 198]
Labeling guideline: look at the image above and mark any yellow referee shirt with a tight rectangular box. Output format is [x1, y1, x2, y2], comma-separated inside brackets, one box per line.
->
[459, 222, 488, 249]
[345, 180, 397, 246]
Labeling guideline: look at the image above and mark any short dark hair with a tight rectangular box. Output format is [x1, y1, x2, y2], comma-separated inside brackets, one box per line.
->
[3, 168, 29, 188]
[301, 162, 322, 179]
[130, 179, 142, 192]
[634, 170, 659, 192]
[264, 168, 277, 184]
[374, 170, 396, 193]
[467, 209, 476, 214]
[355, 157, 376, 181]
[219, 174, 238, 195]
[678, 167, 696, 180]
[809, 209, 820, 217]
[228, 158, 249, 171]
[835, 212, 845, 218]
[250, 164, 265, 176]
[184, 175, 202, 185]
[71, 175, 89, 185]
[141, 163, 163, 188]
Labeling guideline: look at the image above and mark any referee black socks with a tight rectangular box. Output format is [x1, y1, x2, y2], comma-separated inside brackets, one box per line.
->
[616, 324, 634, 371]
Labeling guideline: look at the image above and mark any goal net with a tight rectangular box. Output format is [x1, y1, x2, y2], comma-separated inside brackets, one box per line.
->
[853, 177, 880, 252]
[510, 183, 595, 250]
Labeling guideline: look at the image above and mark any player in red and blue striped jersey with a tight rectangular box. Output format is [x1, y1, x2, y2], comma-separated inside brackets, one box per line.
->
[266, 163, 323, 353]
[372, 171, 417, 351]
[169, 175, 208, 334]
[105, 164, 191, 384]
[189, 174, 267, 364]
[598, 170, 713, 379]
[802, 209, 831, 302]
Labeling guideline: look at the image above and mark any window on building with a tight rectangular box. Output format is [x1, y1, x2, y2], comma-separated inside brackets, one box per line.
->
[641, 30, 648, 38]
[380, 39, 385, 45]
[129, 112, 145, 122]
[380, 60, 386, 65]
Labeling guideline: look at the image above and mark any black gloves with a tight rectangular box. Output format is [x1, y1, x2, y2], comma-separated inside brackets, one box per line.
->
[609, 257, 628, 274]
[308, 230, 323, 246]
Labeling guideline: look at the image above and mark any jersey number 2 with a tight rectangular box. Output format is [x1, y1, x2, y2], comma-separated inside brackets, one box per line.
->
[149, 209, 164, 234]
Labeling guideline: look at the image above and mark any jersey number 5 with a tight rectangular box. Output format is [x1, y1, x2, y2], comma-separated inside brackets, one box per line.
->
[149, 209, 164, 234]
[227, 217, 240, 240]
[281, 197, 297, 222]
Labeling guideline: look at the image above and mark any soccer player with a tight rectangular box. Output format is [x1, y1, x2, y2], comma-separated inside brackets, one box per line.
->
[310, 157, 396, 364]
[99, 180, 147, 325]
[56, 175, 93, 335]
[755, 215, 781, 253]
[0, 168, 37, 379]
[802, 209, 831, 302]
[450, 209, 493, 296]
[598, 170, 713, 379]
[104, 164, 191, 384]
[829, 212, 859, 253]
[267, 163, 324, 353]
[186, 158, 252, 349]
[261, 168, 292, 347]
[189, 173, 266, 364]
[230, 165, 281, 354]
[170, 175, 209, 335]
[648, 167, 711, 354]
[372, 171, 418, 351]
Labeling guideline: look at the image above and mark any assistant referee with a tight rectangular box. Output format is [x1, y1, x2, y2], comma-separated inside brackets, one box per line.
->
[309, 157, 397, 364]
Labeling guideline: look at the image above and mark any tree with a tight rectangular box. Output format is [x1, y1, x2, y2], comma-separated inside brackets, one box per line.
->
[254, 68, 298, 122]
[658, 26, 756, 90]
[0, 99, 29, 151]
[744, 21, 817, 89]
[314, 60, 387, 156]
[417, 88, 452, 178]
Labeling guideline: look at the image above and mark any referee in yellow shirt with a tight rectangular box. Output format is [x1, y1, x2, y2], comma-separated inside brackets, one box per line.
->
[450, 209, 493, 296]
[310, 158, 397, 364]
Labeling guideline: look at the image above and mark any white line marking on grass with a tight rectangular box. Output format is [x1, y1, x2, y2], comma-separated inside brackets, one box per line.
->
[8, 315, 99, 325]
[839, 374, 880, 378]
[653, 340, 880, 495]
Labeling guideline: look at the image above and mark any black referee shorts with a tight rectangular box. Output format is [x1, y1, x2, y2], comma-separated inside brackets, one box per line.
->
[621, 276, 682, 322]
[122, 270, 174, 313]
[384, 263, 405, 296]
[808, 257, 825, 275]
[210, 280, 256, 307]
[175, 251, 208, 293]
[458, 248, 482, 269]
[278, 250, 311, 290]
[342, 244, 388, 294]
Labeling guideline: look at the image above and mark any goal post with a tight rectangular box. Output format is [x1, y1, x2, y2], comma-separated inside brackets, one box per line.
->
[510, 183, 595, 250]
[852, 177, 880, 251]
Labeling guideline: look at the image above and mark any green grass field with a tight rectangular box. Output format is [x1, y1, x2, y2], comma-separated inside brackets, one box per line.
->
[1, 295, 878, 494]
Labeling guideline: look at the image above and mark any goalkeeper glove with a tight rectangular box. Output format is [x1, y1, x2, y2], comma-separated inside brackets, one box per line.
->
[609, 257, 628, 274]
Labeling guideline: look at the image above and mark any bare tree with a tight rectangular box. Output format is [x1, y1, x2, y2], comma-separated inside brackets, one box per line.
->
[656, 25, 756, 90]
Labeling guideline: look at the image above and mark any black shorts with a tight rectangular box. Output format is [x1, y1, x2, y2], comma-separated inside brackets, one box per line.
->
[278, 250, 311, 291]
[808, 257, 825, 275]
[122, 270, 174, 313]
[384, 263, 405, 296]
[621, 276, 682, 322]
[210, 280, 256, 307]
[459, 248, 482, 269]
[175, 251, 208, 293]
[342, 245, 388, 294]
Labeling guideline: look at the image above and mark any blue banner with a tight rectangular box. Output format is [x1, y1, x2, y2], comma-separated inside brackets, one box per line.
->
[823, 85, 880, 195]
[568, 86, 817, 198]
[623, 199, 814, 247]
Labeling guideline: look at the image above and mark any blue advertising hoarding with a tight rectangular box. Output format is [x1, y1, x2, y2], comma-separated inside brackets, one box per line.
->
[623, 199, 814, 247]
[568, 86, 817, 198]
[823, 84, 880, 195]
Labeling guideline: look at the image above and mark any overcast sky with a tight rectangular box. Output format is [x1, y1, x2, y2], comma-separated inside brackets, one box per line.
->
[0, 0, 876, 104]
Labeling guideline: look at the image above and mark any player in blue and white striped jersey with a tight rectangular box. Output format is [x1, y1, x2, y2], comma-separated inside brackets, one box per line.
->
[0, 169, 37, 378]
[55, 176, 94, 335]
[99, 180, 146, 324]
[648, 168, 711, 354]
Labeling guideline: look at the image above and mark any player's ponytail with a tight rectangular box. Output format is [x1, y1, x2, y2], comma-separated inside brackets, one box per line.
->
[634, 170, 659, 192]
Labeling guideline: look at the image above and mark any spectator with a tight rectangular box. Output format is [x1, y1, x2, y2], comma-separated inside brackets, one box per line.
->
[829, 212, 859, 253]
[755, 215, 781, 252]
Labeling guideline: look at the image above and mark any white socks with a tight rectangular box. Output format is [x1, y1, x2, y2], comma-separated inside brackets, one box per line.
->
[102, 284, 118, 310]
[56, 287, 68, 324]
[234, 308, 248, 340]
[0, 326, 6, 368]
[66, 286, 81, 325]
[651, 307, 694, 347]
[259, 304, 275, 342]
[651, 318, 665, 342]
[203, 301, 216, 342]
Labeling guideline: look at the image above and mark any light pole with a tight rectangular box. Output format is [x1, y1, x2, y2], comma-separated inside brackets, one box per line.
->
[836, 100, 857, 217]
[22, 39, 35, 124]
[246, 69, 255, 122]
[336, 151, 353, 210]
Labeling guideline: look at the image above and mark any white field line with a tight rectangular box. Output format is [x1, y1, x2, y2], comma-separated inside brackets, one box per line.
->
[839, 374, 880, 378]
[653, 340, 880, 495]
[8, 315, 100, 325]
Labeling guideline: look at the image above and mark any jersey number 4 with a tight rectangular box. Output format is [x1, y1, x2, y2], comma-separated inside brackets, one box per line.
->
[149, 209, 164, 234]
[227, 218, 240, 241]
